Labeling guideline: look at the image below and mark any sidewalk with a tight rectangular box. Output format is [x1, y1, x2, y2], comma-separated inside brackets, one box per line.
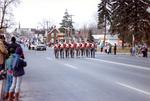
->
[96, 52, 150, 58]
[117, 52, 150, 57]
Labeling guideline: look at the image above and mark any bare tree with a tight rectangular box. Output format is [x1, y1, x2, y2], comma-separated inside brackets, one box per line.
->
[88, 12, 100, 35]
[79, 22, 98, 42]
[79, 24, 89, 41]
[38, 19, 53, 30]
[0, 0, 20, 30]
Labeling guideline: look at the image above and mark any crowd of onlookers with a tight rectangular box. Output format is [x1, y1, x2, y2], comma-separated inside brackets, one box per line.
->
[99, 42, 117, 55]
[130, 43, 148, 58]
[99, 42, 148, 58]
[0, 35, 27, 101]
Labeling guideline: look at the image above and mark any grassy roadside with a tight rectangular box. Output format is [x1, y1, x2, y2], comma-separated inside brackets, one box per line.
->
[117, 47, 150, 53]
[117, 47, 130, 53]
[97, 47, 149, 53]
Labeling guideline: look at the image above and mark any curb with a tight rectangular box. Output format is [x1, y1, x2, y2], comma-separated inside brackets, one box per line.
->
[96, 52, 150, 58]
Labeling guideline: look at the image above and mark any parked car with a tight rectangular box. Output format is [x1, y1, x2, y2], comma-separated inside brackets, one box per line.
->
[35, 44, 46, 51]
[30, 44, 37, 50]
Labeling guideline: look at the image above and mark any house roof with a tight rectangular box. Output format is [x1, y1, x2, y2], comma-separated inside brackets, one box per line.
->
[48, 28, 60, 35]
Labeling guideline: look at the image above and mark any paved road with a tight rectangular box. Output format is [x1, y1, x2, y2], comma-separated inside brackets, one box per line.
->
[21, 48, 150, 101]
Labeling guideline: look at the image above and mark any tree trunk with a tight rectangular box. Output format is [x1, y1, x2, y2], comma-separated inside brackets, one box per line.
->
[122, 34, 125, 49]
[104, 16, 106, 44]
[0, 3, 7, 28]
[132, 34, 135, 47]
[145, 32, 150, 46]
[54, 33, 56, 43]
[0, 9, 5, 28]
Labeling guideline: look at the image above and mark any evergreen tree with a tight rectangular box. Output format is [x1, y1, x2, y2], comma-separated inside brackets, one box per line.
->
[98, 0, 111, 43]
[111, 0, 130, 48]
[130, 0, 150, 46]
[111, 0, 150, 46]
[59, 9, 74, 36]
[87, 29, 94, 42]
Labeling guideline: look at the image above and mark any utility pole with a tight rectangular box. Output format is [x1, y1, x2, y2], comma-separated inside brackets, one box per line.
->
[68, 14, 74, 41]
[45, 21, 48, 37]
[104, 15, 106, 44]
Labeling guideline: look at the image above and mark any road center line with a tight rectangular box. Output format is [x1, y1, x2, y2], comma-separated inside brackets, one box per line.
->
[87, 58, 150, 71]
[116, 82, 150, 96]
[64, 64, 78, 69]
[46, 57, 78, 69]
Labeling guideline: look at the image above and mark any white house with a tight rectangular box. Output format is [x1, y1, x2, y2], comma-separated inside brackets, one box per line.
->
[92, 34, 122, 46]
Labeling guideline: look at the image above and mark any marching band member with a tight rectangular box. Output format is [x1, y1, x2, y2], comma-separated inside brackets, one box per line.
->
[70, 42, 75, 58]
[54, 43, 59, 58]
[91, 42, 96, 58]
[60, 43, 64, 58]
[80, 41, 85, 57]
[65, 42, 70, 58]
[53, 40, 97, 59]
[73, 42, 77, 58]
[86, 41, 90, 57]
[76, 42, 80, 57]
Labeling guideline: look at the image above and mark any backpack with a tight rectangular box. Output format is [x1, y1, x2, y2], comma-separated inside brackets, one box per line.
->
[13, 58, 20, 71]
[13, 57, 27, 77]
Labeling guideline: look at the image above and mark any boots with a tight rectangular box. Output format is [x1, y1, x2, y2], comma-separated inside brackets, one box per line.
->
[7, 92, 14, 101]
[3, 93, 9, 100]
[14, 92, 19, 101]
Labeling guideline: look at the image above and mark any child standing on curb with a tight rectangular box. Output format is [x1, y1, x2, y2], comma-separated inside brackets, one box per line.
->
[8, 47, 27, 101]
[3, 48, 15, 100]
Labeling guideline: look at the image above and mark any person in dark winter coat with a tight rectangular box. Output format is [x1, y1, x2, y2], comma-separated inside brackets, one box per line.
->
[8, 37, 24, 59]
[8, 47, 27, 101]
[114, 43, 117, 55]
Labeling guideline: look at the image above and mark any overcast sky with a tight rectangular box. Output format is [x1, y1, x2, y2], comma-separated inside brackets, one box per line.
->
[13, 0, 100, 29]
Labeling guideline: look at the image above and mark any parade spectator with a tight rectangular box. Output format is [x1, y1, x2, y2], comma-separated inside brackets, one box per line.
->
[109, 43, 112, 54]
[145, 45, 148, 58]
[106, 44, 110, 54]
[0, 35, 8, 70]
[141, 43, 148, 58]
[1, 35, 9, 51]
[4, 48, 15, 100]
[100, 41, 104, 52]
[130, 46, 136, 56]
[114, 43, 117, 55]
[8, 47, 27, 101]
[8, 37, 24, 59]
[141, 44, 146, 57]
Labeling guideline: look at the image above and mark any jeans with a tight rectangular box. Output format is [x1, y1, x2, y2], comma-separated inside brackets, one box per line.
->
[5, 75, 13, 93]
[9, 76, 22, 93]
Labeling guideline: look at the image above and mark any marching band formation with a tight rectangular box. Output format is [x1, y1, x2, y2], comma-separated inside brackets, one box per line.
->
[53, 41, 97, 59]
